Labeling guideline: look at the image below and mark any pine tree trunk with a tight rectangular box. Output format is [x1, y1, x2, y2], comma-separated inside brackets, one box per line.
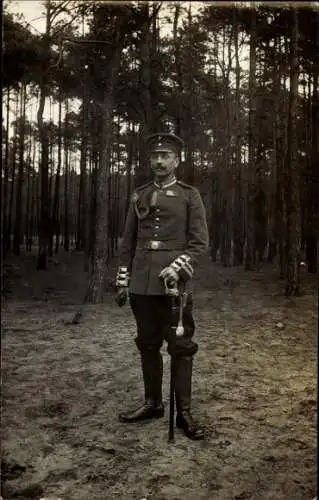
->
[209, 32, 221, 263]
[25, 165, 31, 252]
[25, 131, 32, 252]
[36, 0, 51, 270]
[173, 3, 182, 137]
[28, 130, 37, 252]
[86, 44, 122, 303]
[233, 16, 244, 266]
[278, 23, 292, 279]
[245, 8, 257, 271]
[285, 8, 301, 296]
[299, 79, 309, 255]
[125, 123, 134, 220]
[76, 92, 88, 251]
[83, 148, 94, 272]
[53, 96, 62, 254]
[254, 150, 267, 271]
[108, 166, 113, 258]
[136, 2, 153, 187]
[210, 170, 220, 262]
[305, 32, 318, 274]
[114, 117, 121, 252]
[184, 4, 195, 186]
[87, 149, 98, 267]
[268, 41, 280, 264]
[63, 98, 70, 252]
[13, 83, 26, 255]
[221, 30, 233, 268]
[114, 171, 120, 252]
[2, 87, 11, 258]
[48, 132, 54, 257]
[7, 95, 19, 254]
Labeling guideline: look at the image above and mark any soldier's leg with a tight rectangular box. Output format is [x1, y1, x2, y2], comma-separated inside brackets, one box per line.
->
[164, 294, 204, 440]
[119, 294, 164, 423]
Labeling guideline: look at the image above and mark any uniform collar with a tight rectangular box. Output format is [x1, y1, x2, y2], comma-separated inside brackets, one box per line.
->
[153, 177, 177, 190]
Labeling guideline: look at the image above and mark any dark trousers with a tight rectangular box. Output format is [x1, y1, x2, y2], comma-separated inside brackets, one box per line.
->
[129, 294, 198, 412]
[129, 294, 198, 358]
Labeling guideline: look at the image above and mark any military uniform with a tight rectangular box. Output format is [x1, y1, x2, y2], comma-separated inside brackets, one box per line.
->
[116, 133, 209, 439]
[120, 180, 208, 295]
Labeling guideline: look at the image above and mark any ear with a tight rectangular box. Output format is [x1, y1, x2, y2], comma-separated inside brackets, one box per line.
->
[172, 154, 179, 167]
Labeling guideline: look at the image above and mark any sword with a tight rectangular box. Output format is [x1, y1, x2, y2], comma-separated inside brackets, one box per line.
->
[164, 278, 186, 443]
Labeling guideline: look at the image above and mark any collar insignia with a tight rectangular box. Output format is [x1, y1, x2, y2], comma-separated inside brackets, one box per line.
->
[166, 190, 177, 197]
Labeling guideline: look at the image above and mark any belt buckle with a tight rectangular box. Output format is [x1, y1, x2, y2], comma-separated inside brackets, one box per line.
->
[150, 240, 159, 250]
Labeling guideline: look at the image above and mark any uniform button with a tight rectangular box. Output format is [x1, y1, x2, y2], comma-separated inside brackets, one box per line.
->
[155, 225, 159, 229]
[156, 209, 160, 213]
[154, 234, 158, 237]
[155, 218, 160, 221]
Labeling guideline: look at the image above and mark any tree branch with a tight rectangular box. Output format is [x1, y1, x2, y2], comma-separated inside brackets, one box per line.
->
[51, 11, 80, 37]
[149, 1, 163, 25]
[65, 38, 114, 45]
[50, 2, 72, 25]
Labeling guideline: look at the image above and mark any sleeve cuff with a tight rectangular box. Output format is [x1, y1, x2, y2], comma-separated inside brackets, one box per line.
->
[116, 266, 130, 287]
[171, 254, 194, 281]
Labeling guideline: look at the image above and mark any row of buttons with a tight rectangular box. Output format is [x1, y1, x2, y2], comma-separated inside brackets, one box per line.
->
[155, 209, 160, 237]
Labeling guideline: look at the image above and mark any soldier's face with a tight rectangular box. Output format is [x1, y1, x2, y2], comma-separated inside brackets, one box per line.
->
[150, 149, 179, 179]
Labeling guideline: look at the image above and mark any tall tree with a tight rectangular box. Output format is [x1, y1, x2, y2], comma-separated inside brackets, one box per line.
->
[13, 83, 27, 255]
[85, 4, 140, 303]
[52, 93, 63, 254]
[2, 88, 11, 258]
[63, 99, 70, 252]
[233, 9, 245, 265]
[36, 0, 53, 269]
[136, 1, 154, 187]
[245, 6, 257, 271]
[305, 12, 319, 274]
[285, 7, 301, 295]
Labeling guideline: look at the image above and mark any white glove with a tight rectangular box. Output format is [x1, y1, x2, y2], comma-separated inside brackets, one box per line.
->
[158, 266, 179, 283]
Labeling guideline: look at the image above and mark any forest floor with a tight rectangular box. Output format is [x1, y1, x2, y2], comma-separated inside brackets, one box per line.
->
[1, 250, 317, 500]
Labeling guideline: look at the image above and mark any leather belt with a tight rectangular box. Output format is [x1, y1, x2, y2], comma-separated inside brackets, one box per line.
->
[137, 240, 186, 251]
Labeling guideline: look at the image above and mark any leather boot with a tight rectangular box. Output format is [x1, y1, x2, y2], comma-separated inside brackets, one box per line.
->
[175, 356, 204, 440]
[119, 351, 164, 422]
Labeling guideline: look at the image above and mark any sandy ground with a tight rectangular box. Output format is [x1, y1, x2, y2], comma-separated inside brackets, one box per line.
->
[1, 251, 317, 500]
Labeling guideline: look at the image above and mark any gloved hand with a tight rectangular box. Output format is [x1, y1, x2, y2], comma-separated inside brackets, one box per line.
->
[158, 266, 179, 283]
[159, 266, 179, 296]
[116, 287, 129, 307]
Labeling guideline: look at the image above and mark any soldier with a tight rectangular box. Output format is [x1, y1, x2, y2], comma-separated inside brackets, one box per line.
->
[115, 132, 209, 440]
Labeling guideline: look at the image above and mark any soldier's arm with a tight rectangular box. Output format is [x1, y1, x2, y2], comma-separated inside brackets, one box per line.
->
[186, 187, 209, 262]
[170, 187, 209, 282]
[116, 197, 138, 287]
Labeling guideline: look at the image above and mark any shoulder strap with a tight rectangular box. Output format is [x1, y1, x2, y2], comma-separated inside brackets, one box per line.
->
[176, 180, 194, 190]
